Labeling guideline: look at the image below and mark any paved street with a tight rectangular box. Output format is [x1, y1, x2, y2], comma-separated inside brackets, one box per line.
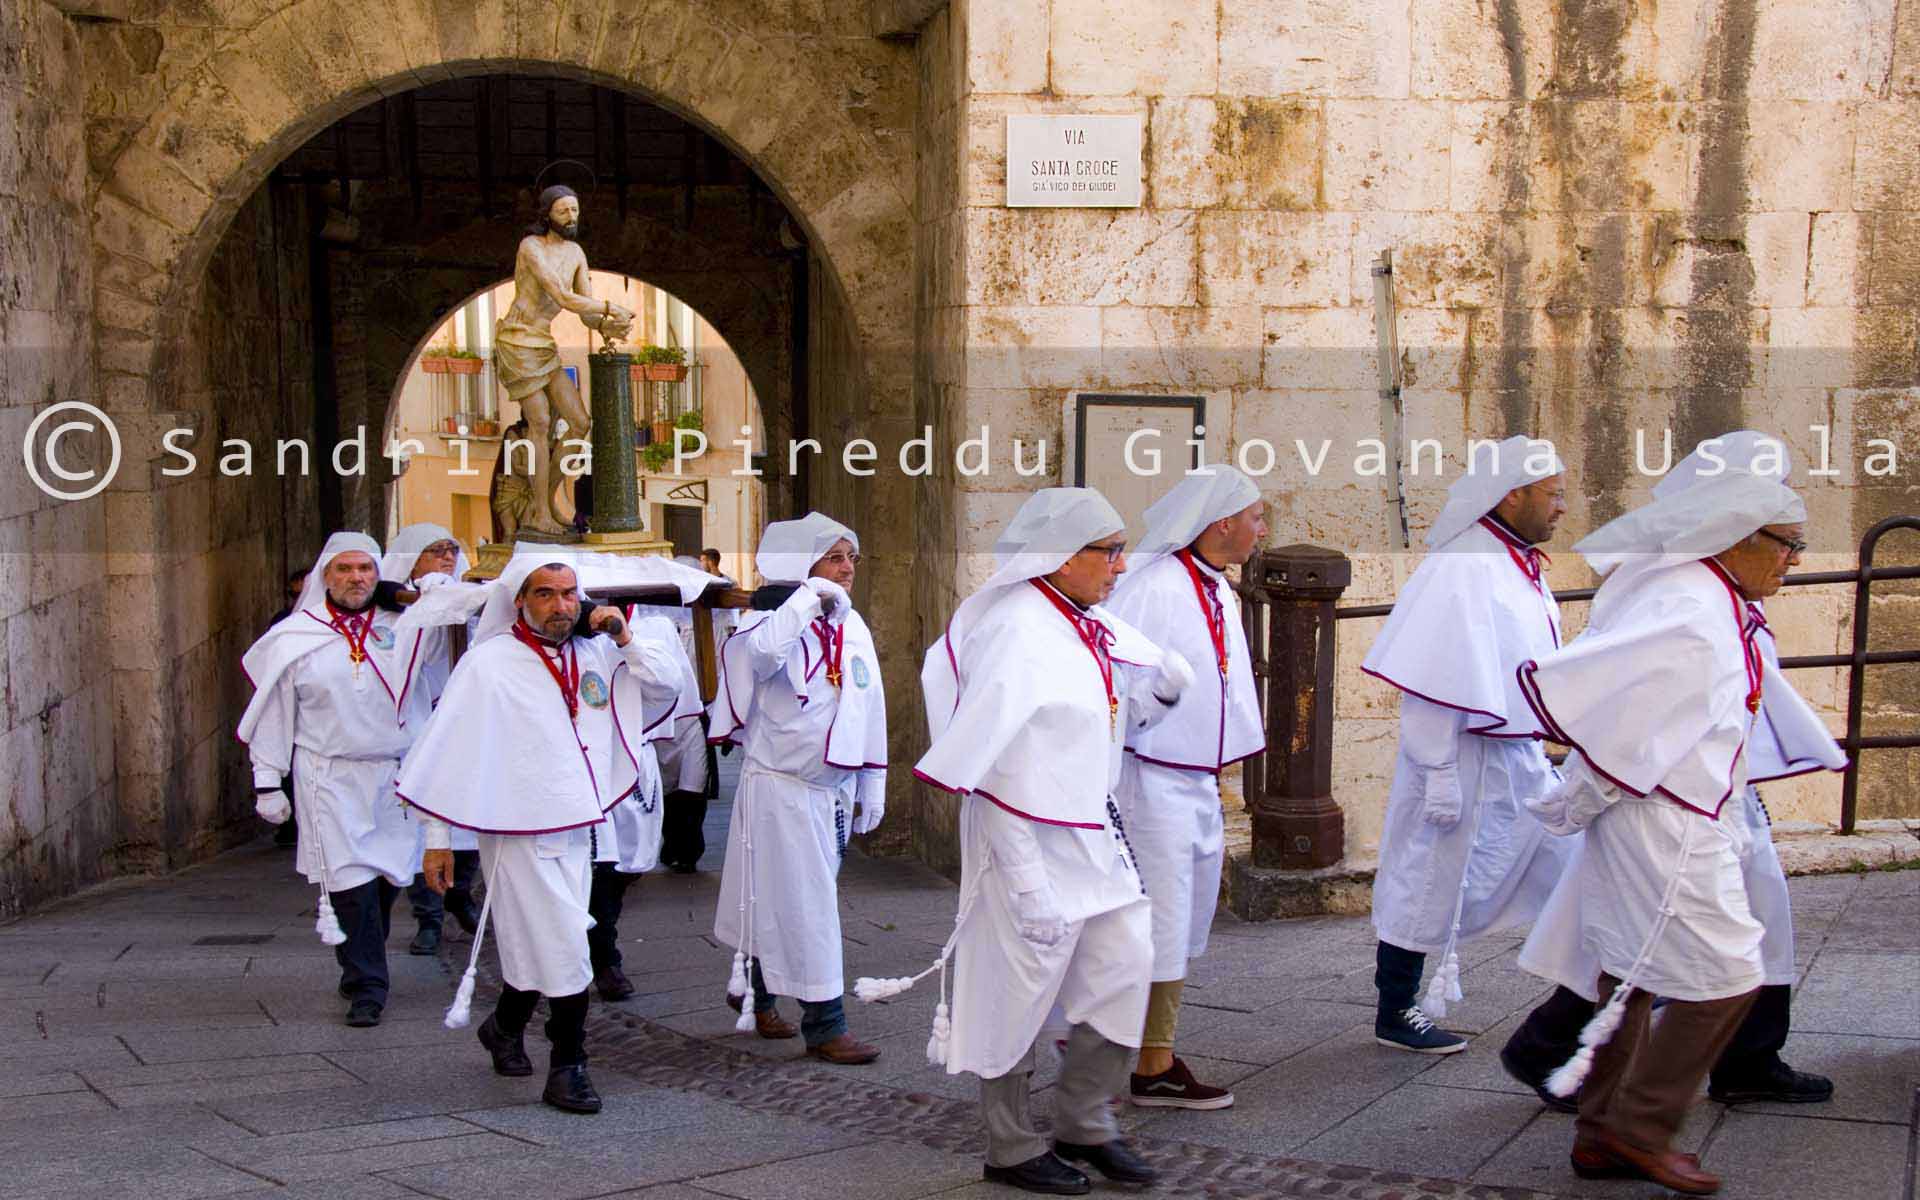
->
[1, 789, 1914, 1200]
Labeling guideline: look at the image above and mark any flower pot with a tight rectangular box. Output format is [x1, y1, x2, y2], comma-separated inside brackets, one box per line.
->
[447, 357, 484, 375]
[421, 356, 453, 374]
[651, 420, 675, 445]
[442, 416, 457, 433]
[476, 419, 499, 437]
[644, 363, 689, 383]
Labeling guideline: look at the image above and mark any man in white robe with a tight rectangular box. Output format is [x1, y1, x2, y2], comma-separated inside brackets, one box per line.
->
[708, 513, 887, 1064]
[1513, 471, 1825, 1195]
[238, 533, 433, 1028]
[398, 553, 681, 1114]
[1361, 435, 1573, 1053]
[1503, 432, 1846, 1110]
[1103, 466, 1265, 1109]
[587, 610, 694, 1000]
[909, 487, 1191, 1195]
[382, 524, 479, 956]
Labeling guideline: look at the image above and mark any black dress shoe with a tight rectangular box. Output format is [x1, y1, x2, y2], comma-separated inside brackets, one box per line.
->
[345, 1000, 382, 1028]
[1710, 1062, 1835, 1105]
[1500, 1043, 1579, 1114]
[476, 1016, 533, 1077]
[408, 924, 441, 956]
[542, 1064, 603, 1114]
[982, 1152, 1090, 1195]
[670, 861, 698, 875]
[1053, 1138, 1156, 1185]
[594, 965, 636, 1002]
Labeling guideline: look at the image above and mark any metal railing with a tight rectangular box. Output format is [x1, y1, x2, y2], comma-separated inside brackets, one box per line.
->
[1324, 516, 1920, 835]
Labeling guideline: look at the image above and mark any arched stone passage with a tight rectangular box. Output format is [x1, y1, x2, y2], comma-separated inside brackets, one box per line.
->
[87, 2, 920, 879]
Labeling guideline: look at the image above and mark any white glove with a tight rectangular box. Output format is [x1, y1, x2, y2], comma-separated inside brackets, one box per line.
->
[805, 577, 851, 623]
[254, 788, 292, 824]
[1152, 650, 1194, 704]
[1421, 763, 1463, 828]
[411, 571, 454, 591]
[1010, 883, 1069, 948]
[852, 796, 885, 835]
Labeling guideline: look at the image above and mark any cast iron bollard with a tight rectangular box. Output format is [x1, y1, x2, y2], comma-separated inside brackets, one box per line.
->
[1244, 544, 1349, 870]
[587, 349, 641, 534]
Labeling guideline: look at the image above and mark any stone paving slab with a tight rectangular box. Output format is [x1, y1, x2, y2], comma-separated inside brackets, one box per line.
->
[0, 823, 1914, 1200]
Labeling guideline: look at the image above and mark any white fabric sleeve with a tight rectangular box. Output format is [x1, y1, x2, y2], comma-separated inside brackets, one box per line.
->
[981, 802, 1048, 895]
[744, 587, 823, 680]
[617, 625, 684, 694]
[421, 815, 452, 851]
[246, 673, 296, 785]
[1523, 751, 1620, 835]
[1398, 693, 1466, 771]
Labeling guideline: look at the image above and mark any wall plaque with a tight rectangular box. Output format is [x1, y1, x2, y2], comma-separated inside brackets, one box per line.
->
[1005, 115, 1143, 208]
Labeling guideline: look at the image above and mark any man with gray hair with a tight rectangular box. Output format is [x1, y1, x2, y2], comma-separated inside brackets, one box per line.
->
[887, 487, 1193, 1195]
[1513, 469, 1831, 1194]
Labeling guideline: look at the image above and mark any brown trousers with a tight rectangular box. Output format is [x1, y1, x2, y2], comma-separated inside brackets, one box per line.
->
[1578, 973, 1758, 1153]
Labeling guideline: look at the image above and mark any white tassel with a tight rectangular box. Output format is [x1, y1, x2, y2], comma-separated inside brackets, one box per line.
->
[852, 974, 917, 1002]
[443, 875, 495, 1029]
[727, 951, 749, 1000]
[315, 889, 347, 946]
[734, 1006, 756, 1034]
[1546, 985, 1631, 1097]
[1420, 970, 1449, 1021]
[1443, 951, 1463, 1003]
[925, 1001, 950, 1066]
[444, 967, 476, 1029]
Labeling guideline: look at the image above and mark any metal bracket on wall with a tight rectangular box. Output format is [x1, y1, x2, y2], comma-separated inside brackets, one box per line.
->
[1371, 249, 1410, 551]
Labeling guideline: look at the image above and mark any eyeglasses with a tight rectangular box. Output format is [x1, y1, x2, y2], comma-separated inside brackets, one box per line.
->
[1756, 529, 1808, 556]
[820, 551, 861, 567]
[1080, 541, 1127, 564]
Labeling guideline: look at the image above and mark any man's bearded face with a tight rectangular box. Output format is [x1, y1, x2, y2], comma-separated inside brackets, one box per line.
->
[545, 196, 581, 240]
[518, 564, 580, 640]
[323, 552, 378, 609]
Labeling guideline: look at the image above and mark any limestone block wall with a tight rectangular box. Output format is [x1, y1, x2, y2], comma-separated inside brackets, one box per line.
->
[107, 183, 320, 880]
[927, 0, 1920, 866]
[0, 0, 117, 917]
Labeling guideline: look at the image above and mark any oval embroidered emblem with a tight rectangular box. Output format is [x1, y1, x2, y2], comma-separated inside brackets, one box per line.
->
[370, 626, 396, 651]
[851, 656, 871, 689]
[578, 671, 610, 710]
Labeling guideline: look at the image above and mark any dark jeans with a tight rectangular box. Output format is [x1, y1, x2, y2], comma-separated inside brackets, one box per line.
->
[1374, 941, 1427, 1018]
[587, 863, 638, 973]
[660, 790, 709, 868]
[407, 850, 480, 930]
[494, 985, 589, 1069]
[1504, 982, 1795, 1086]
[331, 877, 399, 1005]
[747, 958, 847, 1047]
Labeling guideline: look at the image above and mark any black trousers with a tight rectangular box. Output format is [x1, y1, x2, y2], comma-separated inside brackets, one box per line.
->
[331, 877, 399, 1005]
[587, 863, 638, 973]
[494, 985, 589, 1069]
[1374, 941, 1427, 1017]
[1503, 982, 1794, 1086]
[660, 790, 709, 868]
[407, 850, 481, 929]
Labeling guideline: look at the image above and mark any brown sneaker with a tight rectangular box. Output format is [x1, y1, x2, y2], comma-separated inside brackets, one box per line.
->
[805, 1033, 880, 1065]
[1129, 1056, 1235, 1109]
[755, 1009, 798, 1040]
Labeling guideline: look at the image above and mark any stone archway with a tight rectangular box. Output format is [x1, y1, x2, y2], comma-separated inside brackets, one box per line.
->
[87, 1, 919, 875]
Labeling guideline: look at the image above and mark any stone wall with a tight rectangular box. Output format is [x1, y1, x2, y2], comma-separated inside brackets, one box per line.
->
[108, 181, 320, 880]
[0, 0, 115, 917]
[925, 0, 1920, 866]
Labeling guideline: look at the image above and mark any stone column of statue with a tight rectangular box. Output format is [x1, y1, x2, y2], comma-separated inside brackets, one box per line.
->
[492, 185, 634, 537]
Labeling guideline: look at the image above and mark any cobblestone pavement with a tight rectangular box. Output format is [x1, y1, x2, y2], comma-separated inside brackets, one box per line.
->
[1, 788, 1914, 1200]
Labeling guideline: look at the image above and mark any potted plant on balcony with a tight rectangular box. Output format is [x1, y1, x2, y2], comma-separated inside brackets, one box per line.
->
[641, 344, 690, 383]
[444, 347, 485, 376]
[420, 341, 456, 374]
[672, 410, 706, 456]
[640, 441, 675, 474]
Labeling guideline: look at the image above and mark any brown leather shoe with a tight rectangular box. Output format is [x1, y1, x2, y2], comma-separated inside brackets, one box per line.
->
[1588, 1130, 1721, 1195]
[1569, 1139, 1631, 1180]
[755, 1009, 798, 1040]
[805, 1033, 880, 1064]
